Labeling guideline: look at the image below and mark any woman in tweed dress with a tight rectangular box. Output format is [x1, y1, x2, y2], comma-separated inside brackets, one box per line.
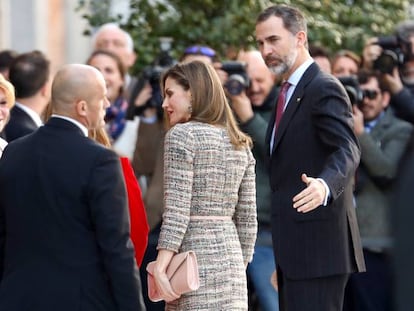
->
[150, 61, 257, 310]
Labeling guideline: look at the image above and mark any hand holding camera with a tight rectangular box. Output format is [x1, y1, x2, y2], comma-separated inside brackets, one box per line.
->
[219, 61, 254, 122]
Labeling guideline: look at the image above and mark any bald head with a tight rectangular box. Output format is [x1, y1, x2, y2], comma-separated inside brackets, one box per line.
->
[92, 23, 136, 70]
[51, 64, 109, 130]
[51, 64, 103, 114]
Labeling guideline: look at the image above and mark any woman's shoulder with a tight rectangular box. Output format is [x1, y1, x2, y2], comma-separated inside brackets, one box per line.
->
[167, 121, 216, 137]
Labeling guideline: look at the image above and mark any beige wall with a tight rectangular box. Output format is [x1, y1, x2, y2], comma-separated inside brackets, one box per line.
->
[0, 0, 93, 76]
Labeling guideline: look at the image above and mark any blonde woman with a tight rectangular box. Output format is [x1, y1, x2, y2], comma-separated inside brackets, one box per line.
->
[0, 74, 15, 156]
[151, 61, 257, 310]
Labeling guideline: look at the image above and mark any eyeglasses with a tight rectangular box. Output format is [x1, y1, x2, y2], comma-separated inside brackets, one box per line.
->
[362, 89, 379, 100]
[184, 45, 216, 58]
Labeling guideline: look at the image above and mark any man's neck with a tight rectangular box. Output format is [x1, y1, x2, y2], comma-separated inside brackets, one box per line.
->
[17, 96, 47, 116]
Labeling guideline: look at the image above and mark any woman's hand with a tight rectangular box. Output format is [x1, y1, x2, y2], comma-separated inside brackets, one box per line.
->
[153, 249, 181, 302]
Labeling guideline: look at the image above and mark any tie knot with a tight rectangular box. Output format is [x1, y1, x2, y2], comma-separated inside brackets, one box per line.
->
[281, 81, 291, 92]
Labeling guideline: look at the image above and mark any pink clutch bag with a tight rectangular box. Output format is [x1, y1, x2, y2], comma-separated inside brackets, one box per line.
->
[146, 250, 200, 302]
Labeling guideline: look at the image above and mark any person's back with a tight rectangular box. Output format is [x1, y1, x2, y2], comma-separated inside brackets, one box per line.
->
[158, 121, 257, 310]
[0, 64, 146, 311]
[2, 50, 50, 142]
[163, 121, 253, 218]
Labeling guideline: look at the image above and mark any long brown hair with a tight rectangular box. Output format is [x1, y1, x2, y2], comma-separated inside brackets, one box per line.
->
[161, 61, 252, 149]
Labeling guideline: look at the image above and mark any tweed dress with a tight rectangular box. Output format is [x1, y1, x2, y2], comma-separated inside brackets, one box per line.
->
[157, 121, 257, 311]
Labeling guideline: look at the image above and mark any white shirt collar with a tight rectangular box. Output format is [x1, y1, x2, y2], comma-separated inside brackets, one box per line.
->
[286, 58, 314, 87]
[50, 114, 88, 137]
[15, 102, 43, 127]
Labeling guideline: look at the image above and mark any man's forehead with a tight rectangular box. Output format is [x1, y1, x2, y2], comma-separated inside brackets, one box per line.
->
[256, 17, 285, 39]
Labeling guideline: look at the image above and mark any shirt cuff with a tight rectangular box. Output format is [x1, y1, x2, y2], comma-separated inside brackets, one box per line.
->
[317, 178, 330, 206]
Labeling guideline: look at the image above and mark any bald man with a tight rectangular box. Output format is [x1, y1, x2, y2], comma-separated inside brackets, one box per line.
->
[227, 50, 280, 311]
[0, 64, 146, 311]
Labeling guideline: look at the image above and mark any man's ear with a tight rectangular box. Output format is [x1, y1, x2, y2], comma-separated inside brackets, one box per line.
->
[76, 100, 87, 117]
[296, 31, 307, 48]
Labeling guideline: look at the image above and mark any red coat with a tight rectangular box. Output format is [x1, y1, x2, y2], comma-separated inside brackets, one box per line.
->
[120, 157, 149, 267]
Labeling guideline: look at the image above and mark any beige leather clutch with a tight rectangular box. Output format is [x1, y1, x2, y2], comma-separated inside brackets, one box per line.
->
[146, 250, 200, 302]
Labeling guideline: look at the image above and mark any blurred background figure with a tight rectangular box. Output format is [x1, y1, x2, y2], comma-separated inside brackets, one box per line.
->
[180, 45, 217, 64]
[332, 49, 361, 77]
[1, 50, 50, 142]
[343, 69, 412, 311]
[0, 74, 15, 156]
[309, 44, 332, 74]
[228, 49, 279, 311]
[87, 50, 129, 144]
[92, 23, 137, 96]
[360, 21, 414, 124]
[0, 50, 18, 80]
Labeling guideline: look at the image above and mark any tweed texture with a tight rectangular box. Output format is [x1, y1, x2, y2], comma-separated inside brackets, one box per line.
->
[158, 121, 257, 310]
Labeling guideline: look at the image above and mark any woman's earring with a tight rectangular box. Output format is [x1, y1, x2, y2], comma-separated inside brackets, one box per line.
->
[188, 98, 193, 115]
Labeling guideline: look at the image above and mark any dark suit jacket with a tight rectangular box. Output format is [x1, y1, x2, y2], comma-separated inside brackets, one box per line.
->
[0, 117, 146, 311]
[2, 105, 39, 142]
[393, 133, 414, 311]
[265, 63, 365, 280]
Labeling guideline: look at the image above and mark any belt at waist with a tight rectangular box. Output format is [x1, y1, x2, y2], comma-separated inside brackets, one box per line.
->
[190, 215, 232, 220]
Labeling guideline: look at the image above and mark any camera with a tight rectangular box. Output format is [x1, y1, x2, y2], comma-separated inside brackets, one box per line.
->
[129, 37, 177, 117]
[338, 75, 364, 107]
[373, 35, 412, 74]
[221, 61, 250, 96]
[143, 37, 177, 108]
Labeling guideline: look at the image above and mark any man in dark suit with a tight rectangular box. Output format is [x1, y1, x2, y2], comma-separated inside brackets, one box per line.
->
[255, 5, 366, 311]
[0, 64, 146, 311]
[2, 50, 51, 142]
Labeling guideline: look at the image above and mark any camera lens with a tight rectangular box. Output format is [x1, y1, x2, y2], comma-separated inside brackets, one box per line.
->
[373, 50, 398, 74]
[224, 74, 247, 96]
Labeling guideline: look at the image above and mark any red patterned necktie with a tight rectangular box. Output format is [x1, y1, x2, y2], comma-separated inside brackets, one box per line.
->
[275, 81, 291, 131]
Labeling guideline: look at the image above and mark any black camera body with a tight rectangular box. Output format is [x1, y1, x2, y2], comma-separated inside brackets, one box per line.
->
[221, 61, 250, 96]
[139, 38, 176, 109]
[373, 35, 412, 74]
[338, 75, 364, 107]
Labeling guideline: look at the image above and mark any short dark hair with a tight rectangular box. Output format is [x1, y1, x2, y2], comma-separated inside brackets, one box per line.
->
[357, 68, 384, 90]
[9, 50, 50, 98]
[0, 50, 18, 72]
[309, 45, 331, 59]
[256, 5, 307, 36]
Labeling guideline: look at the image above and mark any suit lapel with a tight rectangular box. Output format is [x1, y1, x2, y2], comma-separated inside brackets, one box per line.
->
[272, 63, 320, 153]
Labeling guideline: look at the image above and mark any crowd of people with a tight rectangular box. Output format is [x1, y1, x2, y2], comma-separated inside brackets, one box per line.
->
[0, 3, 413, 311]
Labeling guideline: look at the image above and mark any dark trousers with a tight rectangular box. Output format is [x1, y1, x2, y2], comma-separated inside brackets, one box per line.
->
[139, 223, 165, 311]
[343, 249, 393, 311]
[277, 266, 349, 311]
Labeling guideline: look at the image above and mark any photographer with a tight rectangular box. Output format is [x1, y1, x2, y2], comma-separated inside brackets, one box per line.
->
[343, 69, 413, 311]
[362, 21, 414, 124]
[226, 49, 280, 311]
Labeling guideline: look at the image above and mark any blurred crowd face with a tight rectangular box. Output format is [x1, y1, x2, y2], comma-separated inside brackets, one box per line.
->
[238, 51, 275, 107]
[162, 77, 192, 126]
[401, 60, 414, 86]
[0, 88, 10, 132]
[314, 56, 332, 73]
[88, 53, 124, 103]
[256, 16, 299, 77]
[332, 56, 359, 77]
[359, 77, 388, 122]
[94, 27, 135, 70]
